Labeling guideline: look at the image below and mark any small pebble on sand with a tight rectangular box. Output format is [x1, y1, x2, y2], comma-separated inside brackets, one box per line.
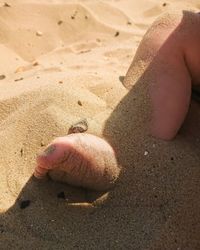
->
[77, 100, 82, 106]
[20, 148, 23, 156]
[115, 31, 120, 37]
[0, 75, 6, 80]
[20, 200, 31, 209]
[144, 151, 149, 156]
[32, 61, 39, 66]
[57, 20, 63, 25]
[57, 192, 66, 199]
[71, 11, 77, 20]
[14, 77, 23, 82]
[68, 119, 88, 134]
[36, 31, 43, 36]
[3, 2, 11, 7]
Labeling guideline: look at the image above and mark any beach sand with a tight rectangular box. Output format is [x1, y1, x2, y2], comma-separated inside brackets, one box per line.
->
[0, 0, 200, 249]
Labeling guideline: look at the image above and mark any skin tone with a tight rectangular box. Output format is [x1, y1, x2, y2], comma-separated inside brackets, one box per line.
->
[34, 11, 200, 189]
[124, 10, 200, 140]
[34, 133, 120, 191]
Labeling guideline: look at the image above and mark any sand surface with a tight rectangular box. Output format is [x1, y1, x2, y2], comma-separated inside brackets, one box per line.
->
[0, 0, 200, 249]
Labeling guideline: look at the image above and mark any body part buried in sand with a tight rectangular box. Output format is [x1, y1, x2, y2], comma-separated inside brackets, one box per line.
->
[34, 11, 200, 191]
[34, 133, 120, 191]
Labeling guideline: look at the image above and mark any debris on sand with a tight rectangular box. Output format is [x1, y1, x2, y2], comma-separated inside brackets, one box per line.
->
[20, 148, 23, 157]
[32, 61, 39, 66]
[20, 200, 31, 209]
[36, 31, 43, 37]
[57, 192, 66, 199]
[0, 75, 6, 80]
[77, 100, 82, 106]
[68, 119, 88, 134]
[67, 202, 94, 208]
[114, 31, 120, 37]
[57, 20, 63, 25]
[119, 76, 125, 83]
[71, 10, 78, 20]
[14, 77, 23, 82]
[3, 2, 11, 7]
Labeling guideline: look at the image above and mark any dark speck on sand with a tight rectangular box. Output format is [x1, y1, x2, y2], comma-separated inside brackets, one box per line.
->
[3, 2, 11, 7]
[115, 31, 120, 37]
[0, 75, 6, 80]
[57, 192, 66, 199]
[20, 200, 31, 209]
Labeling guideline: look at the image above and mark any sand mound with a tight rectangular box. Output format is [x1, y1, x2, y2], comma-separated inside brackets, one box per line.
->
[0, 1, 200, 249]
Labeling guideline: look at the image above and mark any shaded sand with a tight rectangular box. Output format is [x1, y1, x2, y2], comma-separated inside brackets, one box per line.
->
[0, 0, 200, 249]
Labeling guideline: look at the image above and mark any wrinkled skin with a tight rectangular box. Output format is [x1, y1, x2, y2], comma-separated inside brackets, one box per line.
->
[34, 133, 120, 191]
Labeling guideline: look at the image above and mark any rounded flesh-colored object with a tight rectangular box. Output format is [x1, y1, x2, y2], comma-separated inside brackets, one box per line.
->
[34, 133, 120, 191]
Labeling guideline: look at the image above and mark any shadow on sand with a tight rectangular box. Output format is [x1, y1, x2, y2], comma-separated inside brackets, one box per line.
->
[1, 10, 200, 250]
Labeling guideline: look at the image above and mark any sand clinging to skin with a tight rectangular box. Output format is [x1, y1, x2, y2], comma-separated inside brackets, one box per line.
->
[0, 1, 200, 249]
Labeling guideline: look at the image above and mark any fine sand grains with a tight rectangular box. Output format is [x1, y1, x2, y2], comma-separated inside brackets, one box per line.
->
[0, 1, 200, 250]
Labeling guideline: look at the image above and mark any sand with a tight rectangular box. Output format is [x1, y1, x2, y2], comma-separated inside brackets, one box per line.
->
[0, 0, 200, 249]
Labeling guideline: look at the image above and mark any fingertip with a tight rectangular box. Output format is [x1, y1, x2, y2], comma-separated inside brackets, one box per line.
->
[34, 165, 48, 179]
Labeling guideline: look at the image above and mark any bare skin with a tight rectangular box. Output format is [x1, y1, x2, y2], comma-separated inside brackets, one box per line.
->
[124, 10, 200, 140]
[34, 11, 200, 189]
[34, 133, 120, 191]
